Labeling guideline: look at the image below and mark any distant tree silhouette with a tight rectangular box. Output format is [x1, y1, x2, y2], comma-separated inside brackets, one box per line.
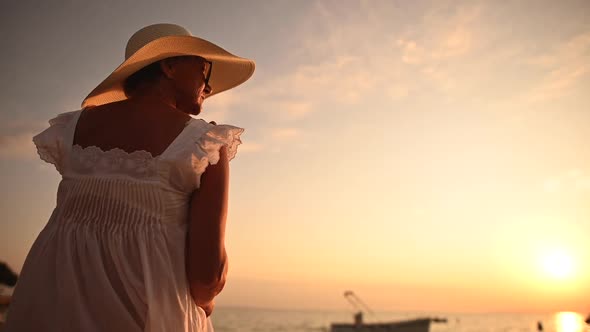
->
[0, 262, 18, 286]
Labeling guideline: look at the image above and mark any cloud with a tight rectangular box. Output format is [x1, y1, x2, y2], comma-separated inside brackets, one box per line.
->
[245, 54, 381, 122]
[233, 1, 489, 127]
[290, 56, 377, 104]
[0, 131, 37, 160]
[396, 3, 480, 65]
[238, 141, 264, 154]
[397, 39, 426, 65]
[421, 65, 456, 92]
[229, 1, 525, 151]
[271, 128, 301, 140]
[388, 84, 410, 100]
[528, 64, 589, 102]
[223, 1, 499, 166]
[297, 2, 481, 97]
[280, 101, 313, 119]
[426, 4, 481, 59]
[260, 101, 314, 121]
[246, 2, 405, 110]
[525, 32, 590, 102]
[437, 25, 473, 58]
[201, 89, 240, 124]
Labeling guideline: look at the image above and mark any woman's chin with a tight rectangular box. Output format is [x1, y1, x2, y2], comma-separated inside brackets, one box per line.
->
[176, 101, 202, 115]
[189, 104, 202, 116]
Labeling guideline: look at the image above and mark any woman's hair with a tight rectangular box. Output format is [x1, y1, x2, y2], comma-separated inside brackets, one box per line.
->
[123, 61, 165, 97]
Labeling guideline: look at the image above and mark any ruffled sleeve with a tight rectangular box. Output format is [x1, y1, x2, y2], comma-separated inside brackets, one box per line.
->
[32, 111, 78, 173]
[189, 121, 244, 189]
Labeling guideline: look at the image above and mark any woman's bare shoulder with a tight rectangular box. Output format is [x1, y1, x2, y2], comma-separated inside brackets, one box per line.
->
[81, 100, 191, 125]
[74, 100, 192, 155]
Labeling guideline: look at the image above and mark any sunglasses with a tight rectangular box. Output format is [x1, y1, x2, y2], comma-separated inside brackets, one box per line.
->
[204, 60, 213, 86]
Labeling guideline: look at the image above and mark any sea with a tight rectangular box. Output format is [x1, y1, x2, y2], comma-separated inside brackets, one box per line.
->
[210, 307, 589, 332]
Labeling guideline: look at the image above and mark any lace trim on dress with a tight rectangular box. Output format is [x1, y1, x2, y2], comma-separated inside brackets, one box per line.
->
[70, 145, 158, 178]
[32, 111, 80, 173]
[34, 137, 63, 172]
[190, 123, 244, 188]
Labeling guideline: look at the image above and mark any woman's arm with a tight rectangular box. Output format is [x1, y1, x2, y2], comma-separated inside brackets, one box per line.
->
[186, 146, 230, 309]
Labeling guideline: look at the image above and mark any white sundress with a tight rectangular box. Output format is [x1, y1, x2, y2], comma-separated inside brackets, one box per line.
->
[4, 110, 243, 332]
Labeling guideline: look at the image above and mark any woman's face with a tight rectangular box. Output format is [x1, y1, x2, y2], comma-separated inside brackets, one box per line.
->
[165, 56, 212, 115]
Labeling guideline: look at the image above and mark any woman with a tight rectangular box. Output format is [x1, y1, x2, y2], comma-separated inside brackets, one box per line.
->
[4, 23, 254, 332]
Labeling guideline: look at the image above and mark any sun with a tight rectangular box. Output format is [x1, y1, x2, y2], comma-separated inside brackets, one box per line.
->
[540, 249, 575, 280]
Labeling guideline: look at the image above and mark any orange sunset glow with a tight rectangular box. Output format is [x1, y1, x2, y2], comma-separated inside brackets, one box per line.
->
[1, 0, 589, 318]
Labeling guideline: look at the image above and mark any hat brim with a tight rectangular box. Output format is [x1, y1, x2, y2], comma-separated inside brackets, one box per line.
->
[81, 35, 255, 108]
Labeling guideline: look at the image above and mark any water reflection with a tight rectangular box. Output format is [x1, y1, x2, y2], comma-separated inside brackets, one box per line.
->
[554, 312, 586, 332]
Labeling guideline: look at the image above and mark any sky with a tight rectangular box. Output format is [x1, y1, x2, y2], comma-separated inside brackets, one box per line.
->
[1, 0, 589, 314]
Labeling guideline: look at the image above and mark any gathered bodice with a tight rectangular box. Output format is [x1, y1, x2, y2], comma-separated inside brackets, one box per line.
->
[34, 109, 243, 227]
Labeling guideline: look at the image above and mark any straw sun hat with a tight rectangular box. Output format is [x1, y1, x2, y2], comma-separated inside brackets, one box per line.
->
[81, 23, 255, 108]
